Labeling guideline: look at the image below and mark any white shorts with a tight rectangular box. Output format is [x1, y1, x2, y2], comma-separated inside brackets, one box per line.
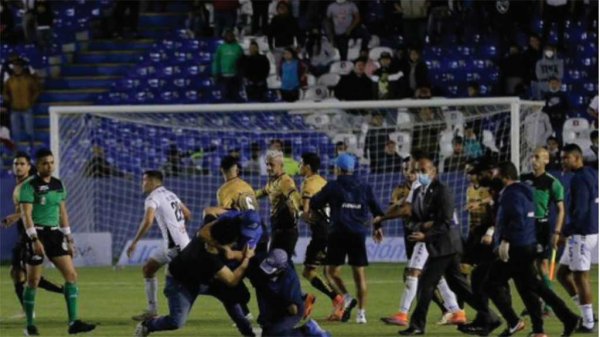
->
[149, 247, 180, 266]
[558, 234, 599, 272]
[408, 242, 429, 270]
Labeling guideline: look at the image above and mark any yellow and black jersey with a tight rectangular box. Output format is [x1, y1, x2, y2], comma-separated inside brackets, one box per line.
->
[258, 174, 301, 229]
[466, 184, 492, 229]
[216, 177, 259, 211]
[390, 182, 411, 206]
[301, 174, 329, 237]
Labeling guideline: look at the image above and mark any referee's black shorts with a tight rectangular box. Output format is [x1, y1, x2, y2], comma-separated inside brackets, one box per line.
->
[326, 231, 368, 267]
[11, 236, 26, 271]
[25, 226, 70, 266]
[534, 219, 552, 259]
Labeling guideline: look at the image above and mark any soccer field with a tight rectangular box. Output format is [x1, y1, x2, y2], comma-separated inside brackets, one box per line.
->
[0, 264, 596, 337]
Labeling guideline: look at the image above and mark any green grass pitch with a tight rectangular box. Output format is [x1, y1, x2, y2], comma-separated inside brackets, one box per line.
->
[0, 264, 597, 336]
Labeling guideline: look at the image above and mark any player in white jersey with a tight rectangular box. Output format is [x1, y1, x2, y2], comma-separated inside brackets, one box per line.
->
[126, 170, 192, 321]
[376, 158, 465, 327]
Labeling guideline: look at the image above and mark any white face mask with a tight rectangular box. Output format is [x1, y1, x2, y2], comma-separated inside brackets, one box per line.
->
[545, 50, 554, 58]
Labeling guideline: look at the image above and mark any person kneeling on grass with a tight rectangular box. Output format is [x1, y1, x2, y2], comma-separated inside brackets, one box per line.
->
[247, 248, 331, 337]
[134, 217, 254, 337]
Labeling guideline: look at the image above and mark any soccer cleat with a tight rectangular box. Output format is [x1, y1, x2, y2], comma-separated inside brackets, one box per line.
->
[447, 310, 467, 325]
[134, 321, 150, 337]
[574, 325, 595, 334]
[68, 320, 96, 334]
[458, 320, 502, 337]
[498, 320, 526, 337]
[303, 293, 316, 319]
[356, 311, 367, 324]
[398, 327, 425, 335]
[560, 317, 581, 337]
[132, 310, 158, 322]
[23, 325, 39, 336]
[340, 297, 357, 323]
[381, 312, 409, 326]
[327, 295, 344, 321]
[436, 312, 453, 325]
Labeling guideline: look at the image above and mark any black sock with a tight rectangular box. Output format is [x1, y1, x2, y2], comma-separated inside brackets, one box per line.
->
[433, 290, 446, 313]
[310, 276, 338, 300]
[38, 277, 64, 294]
[14, 281, 24, 307]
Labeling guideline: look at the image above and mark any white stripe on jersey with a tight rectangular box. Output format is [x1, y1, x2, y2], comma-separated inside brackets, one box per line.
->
[145, 186, 190, 249]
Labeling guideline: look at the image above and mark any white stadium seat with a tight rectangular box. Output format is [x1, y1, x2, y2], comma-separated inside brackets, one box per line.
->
[329, 61, 354, 75]
[302, 85, 329, 101]
[563, 117, 592, 150]
[333, 133, 358, 150]
[443, 110, 465, 134]
[389, 131, 412, 158]
[439, 129, 455, 159]
[266, 75, 281, 89]
[318, 73, 341, 88]
[305, 113, 331, 129]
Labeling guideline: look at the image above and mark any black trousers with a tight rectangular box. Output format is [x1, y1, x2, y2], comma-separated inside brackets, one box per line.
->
[486, 245, 577, 333]
[410, 253, 497, 330]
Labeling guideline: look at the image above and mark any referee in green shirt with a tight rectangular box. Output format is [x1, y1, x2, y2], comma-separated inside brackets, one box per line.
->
[520, 147, 565, 316]
[19, 149, 96, 336]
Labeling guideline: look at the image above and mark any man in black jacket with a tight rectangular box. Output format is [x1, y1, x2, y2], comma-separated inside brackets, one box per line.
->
[399, 157, 498, 335]
[242, 41, 270, 102]
[334, 58, 374, 101]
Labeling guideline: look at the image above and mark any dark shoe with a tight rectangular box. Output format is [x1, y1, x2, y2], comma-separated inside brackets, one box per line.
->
[575, 324, 596, 334]
[24, 325, 39, 336]
[399, 327, 425, 335]
[560, 317, 581, 337]
[487, 320, 502, 335]
[457, 323, 488, 336]
[341, 298, 357, 323]
[498, 320, 526, 337]
[520, 309, 529, 317]
[68, 320, 96, 334]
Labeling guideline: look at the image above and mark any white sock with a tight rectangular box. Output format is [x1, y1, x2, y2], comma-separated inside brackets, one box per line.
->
[437, 277, 460, 313]
[571, 294, 580, 305]
[399, 276, 418, 313]
[145, 277, 158, 313]
[580, 303, 595, 329]
[358, 309, 366, 316]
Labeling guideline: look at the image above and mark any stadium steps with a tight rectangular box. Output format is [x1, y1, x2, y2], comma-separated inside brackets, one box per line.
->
[45, 76, 120, 90]
[39, 89, 109, 103]
[60, 63, 135, 77]
[75, 50, 144, 64]
[138, 12, 187, 28]
[80, 39, 155, 51]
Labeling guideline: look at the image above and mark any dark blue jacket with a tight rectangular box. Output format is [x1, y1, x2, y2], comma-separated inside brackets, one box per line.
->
[310, 175, 384, 235]
[495, 182, 537, 247]
[216, 210, 263, 249]
[564, 167, 599, 236]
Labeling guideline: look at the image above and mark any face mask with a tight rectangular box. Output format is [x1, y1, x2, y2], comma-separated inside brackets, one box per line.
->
[544, 50, 554, 58]
[417, 173, 431, 186]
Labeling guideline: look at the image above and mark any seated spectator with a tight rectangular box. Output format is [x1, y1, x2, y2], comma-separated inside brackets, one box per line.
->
[268, 1, 302, 65]
[534, 44, 564, 98]
[334, 57, 374, 101]
[372, 52, 404, 100]
[84, 145, 125, 177]
[278, 47, 306, 102]
[402, 47, 429, 97]
[546, 136, 562, 171]
[588, 95, 598, 128]
[212, 30, 244, 102]
[355, 47, 378, 76]
[282, 140, 300, 176]
[242, 41, 270, 102]
[245, 142, 262, 175]
[542, 77, 568, 142]
[2, 59, 39, 148]
[443, 136, 469, 172]
[374, 140, 404, 173]
[463, 123, 484, 159]
[583, 130, 598, 169]
[325, 0, 370, 61]
[500, 43, 525, 95]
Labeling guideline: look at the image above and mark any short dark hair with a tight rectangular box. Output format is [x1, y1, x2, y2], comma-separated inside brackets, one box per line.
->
[144, 170, 164, 182]
[497, 161, 518, 180]
[221, 155, 239, 171]
[35, 148, 53, 161]
[562, 143, 583, 156]
[14, 151, 31, 162]
[211, 217, 241, 245]
[354, 57, 368, 64]
[301, 152, 321, 172]
[452, 136, 464, 145]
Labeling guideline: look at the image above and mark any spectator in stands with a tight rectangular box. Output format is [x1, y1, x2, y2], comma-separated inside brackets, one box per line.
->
[242, 40, 270, 102]
[365, 113, 395, 172]
[245, 142, 262, 175]
[84, 145, 125, 177]
[399, 0, 428, 48]
[162, 144, 185, 177]
[546, 136, 563, 171]
[467, 82, 480, 97]
[335, 141, 348, 156]
[2, 59, 38, 148]
[411, 106, 443, 159]
[588, 95, 598, 128]
[374, 140, 403, 173]
[542, 76, 569, 142]
[306, 29, 336, 76]
[21, 0, 36, 43]
[414, 85, 432, 99]
[522, 34, 543, 86]
[113, 0, 140, 38]
[534, 44, 564, 98]
[356, 48, 378, 76]
[334, 57, 373, 101]
[500, 44, 525, 95]
[283, 141, 300, 176]
[541, 0, 567, 48]
[34, 0, 52, 51]
[584, 130, 598, 169]
[213, 0, 238, 38]
[278, 47, 306, 102]
[268, 1, 302, 66]
[403, 47, 429, 97]
[443, 136, 468, 172]
[372, 52, 404, 100]
[325, 0, 369, 61]
[0, 0, 16, 44]
[251, 0, 270, 34]
[212, 30, 244, 102]
[186, 1, 210, 37]
[463, 123, 484, 159]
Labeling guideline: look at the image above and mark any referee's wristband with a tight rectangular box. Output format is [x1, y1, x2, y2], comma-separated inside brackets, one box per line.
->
[59, 227, 72, 235]
[25, 227, 38, 239]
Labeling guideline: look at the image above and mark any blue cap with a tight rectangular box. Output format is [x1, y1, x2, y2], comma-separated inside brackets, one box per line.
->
[260, 249, 288, 274]
[335, 153, 356, 171]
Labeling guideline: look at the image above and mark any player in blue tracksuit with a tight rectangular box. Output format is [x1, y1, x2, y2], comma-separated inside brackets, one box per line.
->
[485, 162, 580, 337]
[310, 153, 385, 324]
[247, 249, 330, 337]
[556, 144, 599, 333]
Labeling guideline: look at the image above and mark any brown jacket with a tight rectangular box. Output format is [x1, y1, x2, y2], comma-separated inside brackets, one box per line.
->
[3, 74, 39, 110]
